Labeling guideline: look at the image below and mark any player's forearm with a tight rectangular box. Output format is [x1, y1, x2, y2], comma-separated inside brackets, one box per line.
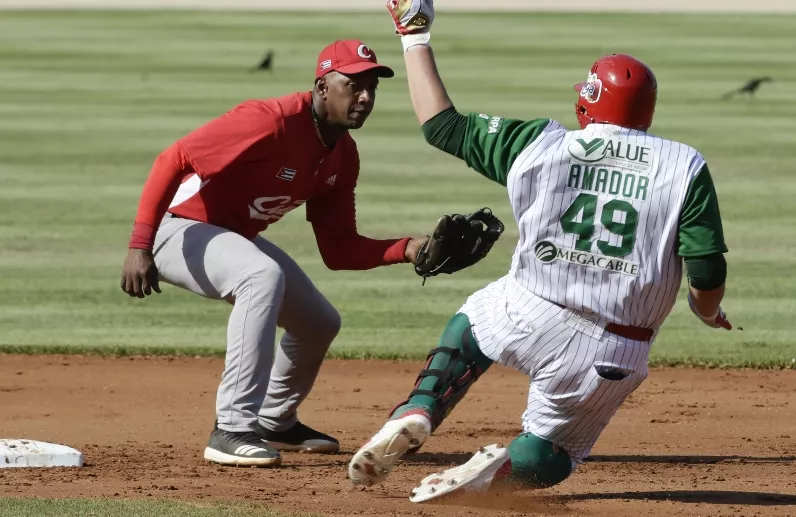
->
[684, 254, 731, 329]
[403, 43, 453, 125]
[688, 284, 725, 320]
[313, 228, 411, 270]
[129, 143, 190, 250]
[685, 253, 727, 318]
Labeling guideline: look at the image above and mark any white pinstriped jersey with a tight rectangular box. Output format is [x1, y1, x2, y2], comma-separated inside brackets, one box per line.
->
[503, 122, 706, 329]
[446, 110, 725, 462]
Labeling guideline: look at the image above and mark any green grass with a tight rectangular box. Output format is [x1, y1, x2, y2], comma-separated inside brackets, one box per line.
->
[0, 499, 317, 517]
[0, 11, 795, 367]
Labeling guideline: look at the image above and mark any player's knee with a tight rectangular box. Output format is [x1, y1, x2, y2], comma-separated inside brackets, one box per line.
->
[289, 298, 340, 345]
[316, 304, 341, 342]
[505, 433, 573, 488]
[243, 260, 286, 299]
[444, 313, 491, 367]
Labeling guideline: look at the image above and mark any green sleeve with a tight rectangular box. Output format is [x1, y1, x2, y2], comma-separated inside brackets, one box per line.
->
[420, 108, 552, 186]
[677, 163, 728, 257]
[684, 253, 727, 290]
[421, 107, 468, 157]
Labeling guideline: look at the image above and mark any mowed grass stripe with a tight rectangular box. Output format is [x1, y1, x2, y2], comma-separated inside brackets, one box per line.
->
[0, 498, 319, 517]
[0, 11, 794, 367]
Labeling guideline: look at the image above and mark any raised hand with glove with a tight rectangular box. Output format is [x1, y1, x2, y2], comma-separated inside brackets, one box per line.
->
[387, 0, 434, 35]
[385, 0, 448, 124]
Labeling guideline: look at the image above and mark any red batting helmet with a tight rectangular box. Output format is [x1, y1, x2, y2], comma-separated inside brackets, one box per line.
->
[573, 53, 657, 131]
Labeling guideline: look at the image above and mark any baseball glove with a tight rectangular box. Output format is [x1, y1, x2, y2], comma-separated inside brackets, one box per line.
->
[415, 207, 505, 283]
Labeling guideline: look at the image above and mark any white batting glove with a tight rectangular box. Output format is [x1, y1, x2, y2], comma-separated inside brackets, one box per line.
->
[687, 293, 732, 330]
[386, 0, 435, 35]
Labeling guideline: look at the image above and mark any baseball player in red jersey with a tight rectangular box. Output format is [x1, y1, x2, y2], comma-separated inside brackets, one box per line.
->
[120, 40, 430, 467]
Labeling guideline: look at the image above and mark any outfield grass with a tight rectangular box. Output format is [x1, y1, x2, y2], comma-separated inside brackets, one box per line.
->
[0, 499, 317, 517]
[0, 11, 794, 367]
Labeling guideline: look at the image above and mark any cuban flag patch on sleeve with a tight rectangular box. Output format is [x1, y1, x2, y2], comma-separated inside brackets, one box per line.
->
[276, 167, 297, 181]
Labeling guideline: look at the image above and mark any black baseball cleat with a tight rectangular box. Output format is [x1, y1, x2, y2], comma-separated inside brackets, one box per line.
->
[256, 421, 339, 453]
[204, 423, 282, 467]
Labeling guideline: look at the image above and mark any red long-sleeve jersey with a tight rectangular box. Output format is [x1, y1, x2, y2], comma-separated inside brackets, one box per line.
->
[129, 91, 410, 270]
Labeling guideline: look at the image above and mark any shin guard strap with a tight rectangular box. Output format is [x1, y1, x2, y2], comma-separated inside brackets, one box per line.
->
[403, 314, 492, 431]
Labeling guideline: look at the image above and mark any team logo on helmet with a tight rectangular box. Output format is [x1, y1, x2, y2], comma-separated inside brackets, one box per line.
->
[534, 241, 558, 263]
[579, 72, 602, 104]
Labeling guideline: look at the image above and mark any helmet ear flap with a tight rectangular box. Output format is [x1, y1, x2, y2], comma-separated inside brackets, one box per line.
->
[575, 101, 592, 129]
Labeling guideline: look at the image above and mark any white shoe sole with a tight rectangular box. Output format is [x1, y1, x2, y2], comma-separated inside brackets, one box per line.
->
[203, 447, 282, 467]
[410, 444, 509, 503]
[348, 413, 432, 486]
[262, 440, 340, 454]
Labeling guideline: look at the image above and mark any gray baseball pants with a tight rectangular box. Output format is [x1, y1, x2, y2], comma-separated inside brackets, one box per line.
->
[153, 215, 341, 433]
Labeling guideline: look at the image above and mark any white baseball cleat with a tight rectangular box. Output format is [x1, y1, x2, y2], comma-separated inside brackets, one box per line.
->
[409, 444, 509, 503]
[348, 411, 432, 486]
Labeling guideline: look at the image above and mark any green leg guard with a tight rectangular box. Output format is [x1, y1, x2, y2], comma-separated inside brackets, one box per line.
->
[499, 433, 573, 488]
[391, 313, 493, 434]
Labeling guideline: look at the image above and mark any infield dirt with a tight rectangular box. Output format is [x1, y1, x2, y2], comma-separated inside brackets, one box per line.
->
[1, 355, 794, 516]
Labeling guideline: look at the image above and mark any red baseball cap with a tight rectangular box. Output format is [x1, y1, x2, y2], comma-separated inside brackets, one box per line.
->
[316, 40, 394, 79]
